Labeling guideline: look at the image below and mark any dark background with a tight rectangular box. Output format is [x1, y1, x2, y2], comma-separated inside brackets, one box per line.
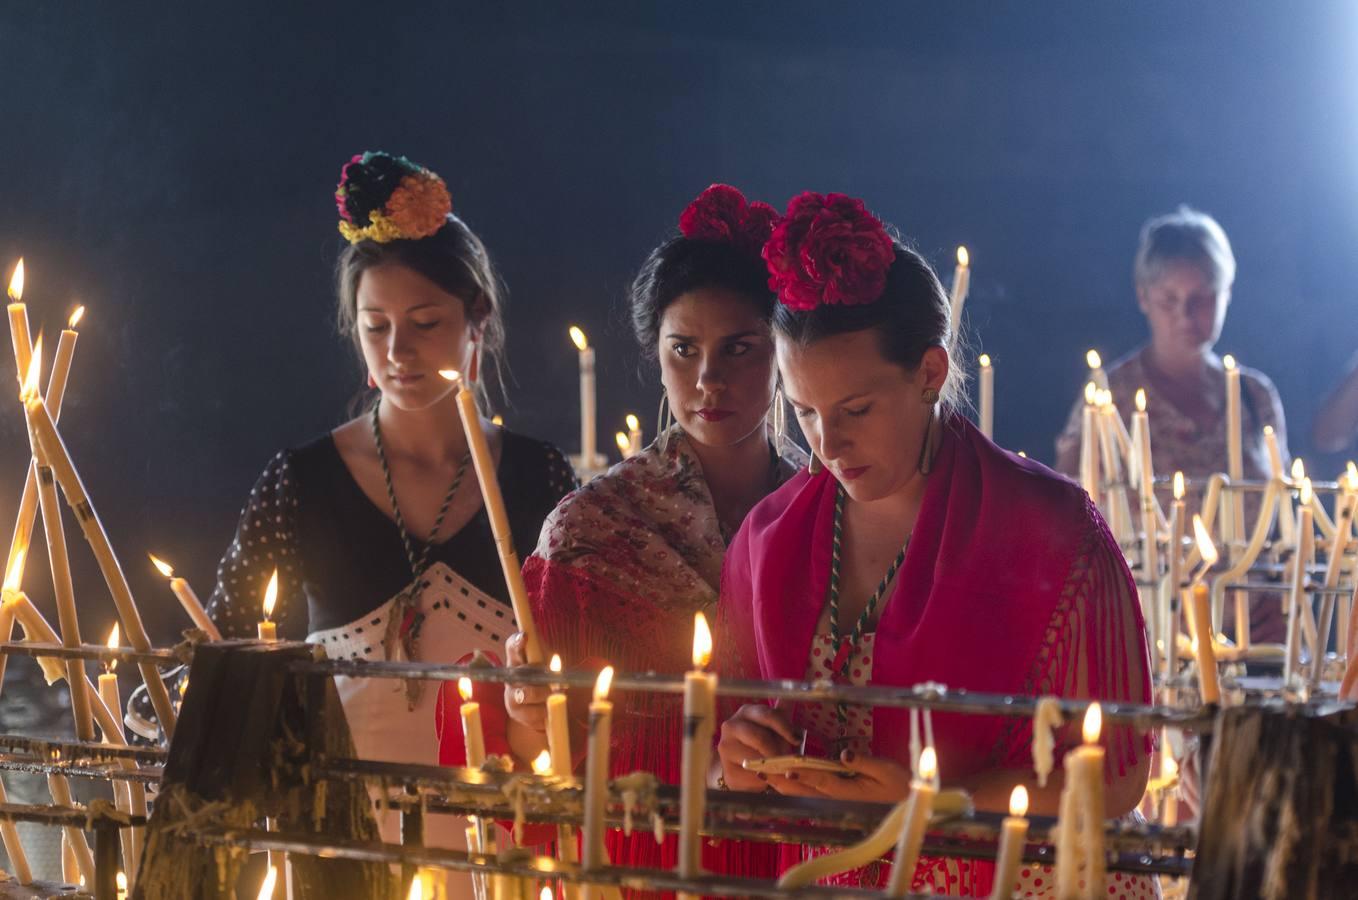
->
[3, 1, 1357, 643]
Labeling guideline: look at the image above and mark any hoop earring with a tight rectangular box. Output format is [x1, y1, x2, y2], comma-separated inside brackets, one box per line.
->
[467, 342, 481, 384]
[656, 392, 675, 446]
[770, 387, 787, 447]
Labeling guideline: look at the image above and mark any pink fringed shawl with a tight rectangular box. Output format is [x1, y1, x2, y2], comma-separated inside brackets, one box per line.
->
[717, 415, 1152, 892]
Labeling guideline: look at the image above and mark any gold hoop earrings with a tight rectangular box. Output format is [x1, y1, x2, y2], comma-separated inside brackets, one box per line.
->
[656, 392, 675, 444]
[770, 387, 787, 447]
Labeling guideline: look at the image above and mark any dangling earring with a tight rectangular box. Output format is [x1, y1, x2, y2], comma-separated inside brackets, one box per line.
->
[809, 454, 824, 475]
[367, 372, 377, 390]
[467, 341, 481, 384]
[918, 390, 939, 476]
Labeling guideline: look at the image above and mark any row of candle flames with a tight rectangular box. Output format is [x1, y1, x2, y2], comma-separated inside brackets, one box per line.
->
[0, 252, 1262, 900]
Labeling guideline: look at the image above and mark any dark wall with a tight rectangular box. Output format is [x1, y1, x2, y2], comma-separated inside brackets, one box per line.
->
[2, 2, 1356, 640]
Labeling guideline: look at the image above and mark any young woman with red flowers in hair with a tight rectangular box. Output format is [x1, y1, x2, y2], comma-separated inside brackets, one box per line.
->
[494, 185, 806, 890]
[182, 153, 576, 888]
[715, 192, 1156, 898]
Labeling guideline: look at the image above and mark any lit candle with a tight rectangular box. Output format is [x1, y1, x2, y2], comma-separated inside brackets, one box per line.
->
[491, 414, 503, 426]
[546, 654, 581, 881]
[116, 871, 128, 899]
[6, 258, 29, 379]
[1055, 704, 1106, 899]
[988, 785, 1030, 900]
[18, 344, 95, 741]
[1080, 383, 1099, 500]
[1285, 478, 1316, 682]
[978, 354, 994, 439]
[1096, 390, 1132, 544]
[626, 414, 642, 457]
[678, 612, 716, 889]
[614, 431, 631, 458]
[148, 554, 223, 641]
[257, 865, 278, 900]
[884, 746, 938, 897]
[458, 677, 486, 767]
[1188, 573, 1222, 706]
[21, 377, 178, 736]
[439, 370, 545, 663]
[570, 326, 597, 472]
[258, 569, 279, 641]
[1133, 391, 1159, 627]
[581, 666, 615, 878]
[98, 625, 137, 880]
[1223, 354, 1245, 545]
[1086, 349, 1108, 391]
[948, 246, 970, 331]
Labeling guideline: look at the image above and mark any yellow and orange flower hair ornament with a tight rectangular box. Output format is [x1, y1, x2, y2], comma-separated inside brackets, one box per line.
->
[335, 151, 453, 244]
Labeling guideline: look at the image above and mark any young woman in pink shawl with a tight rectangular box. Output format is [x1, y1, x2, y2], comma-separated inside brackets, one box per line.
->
[493, 185, 806, 886]
[715, 192, 1155, 897]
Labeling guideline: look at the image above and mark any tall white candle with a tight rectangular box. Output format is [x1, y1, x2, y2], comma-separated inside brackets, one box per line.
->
[1163, 473, 1186, 692]
[988, 785, 1030, 900]
[570, 326, 597, 472]
[678, 613, 716, 890]
[978, 354, 994, 439]
[1223, 355, 1245, 545]
[1133, 391, 1159, 637]
[626, 414, 642, 458]
[885, 746, 937, 897]
[1284, 479, 1315, 682]
[948, 246, 970, 331]
[1080, 383, 1099, 500]
[582, 666, 614, 880]
[458, 677, 486, 767]
[545, 654, 581, 883]
[440, 370, 545, 663]
[1188, 584, 1221, 705]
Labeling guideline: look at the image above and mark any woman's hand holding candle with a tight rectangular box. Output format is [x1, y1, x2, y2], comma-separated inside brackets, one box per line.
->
[715, 702, 800, 793]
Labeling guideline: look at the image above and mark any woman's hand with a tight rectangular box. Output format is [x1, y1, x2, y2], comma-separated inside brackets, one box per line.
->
[502, 632, 550, 734]
[769, 750, 913, 803]
[716, 704, 799, 792]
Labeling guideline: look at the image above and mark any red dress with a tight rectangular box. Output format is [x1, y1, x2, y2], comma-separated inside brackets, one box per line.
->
[717, 415, 1155, 896]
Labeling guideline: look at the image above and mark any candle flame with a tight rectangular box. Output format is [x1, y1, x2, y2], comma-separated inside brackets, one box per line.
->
[1135, 388, 1146, 413]
[541, 889, 554, 900]
[1017, 451, 1027, 458]
[491, 414, 503, 426]
[532, 749, 553, 775]
[107, 624, 119, 650]
[1301, 477, 1313, 505]
[1009, 784, 1029, 818]
[569, 325, 588, 352]
[1173, 471, 1185, 500]
[257, 866, 278, 900]
[1263, 424, 1274, 437]
[626, 413, 640, 431]
[407, 876, 423, 900]
[1084, 382, 1097, 405]
[437, 368, 461, 383]
[978, 353, 991, 368]
[692, 611, 713, 669]
[956, 246, 969, 267]
[594, 665, 614, 702]
[148, 553, 174, 578]
[20, 334, 42, 402]
[1082, 702, 1102, 745]
[918, 745, 937, 781]
[458, 676, 474, 703]
[1086, 349, 1102, 370]
[3, 548, 24, 593]
[262, 568, 278, 621]
[7, 259, 22, 301]
[550, 653, 562, 674]
[1163, 752, 1178, 778]
[1347, 461, 1358, 491]
[68, 305, 85, 329]
[1096, 388, 1112, 409]
[1292, 458, 1305, 481]
[1192, 515, 1218, 567]
[1222, 354, 1237, 371]
[116, 872, 127, 892]
[615, 431, 630, 453]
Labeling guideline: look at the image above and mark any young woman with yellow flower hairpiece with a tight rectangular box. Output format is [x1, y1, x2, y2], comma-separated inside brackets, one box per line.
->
[186, 152, 577, 866]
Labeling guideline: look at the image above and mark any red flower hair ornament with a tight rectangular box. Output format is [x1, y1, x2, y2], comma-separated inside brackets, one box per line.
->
[762, 191, 896, 311]
[678, 184, 779, 254]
